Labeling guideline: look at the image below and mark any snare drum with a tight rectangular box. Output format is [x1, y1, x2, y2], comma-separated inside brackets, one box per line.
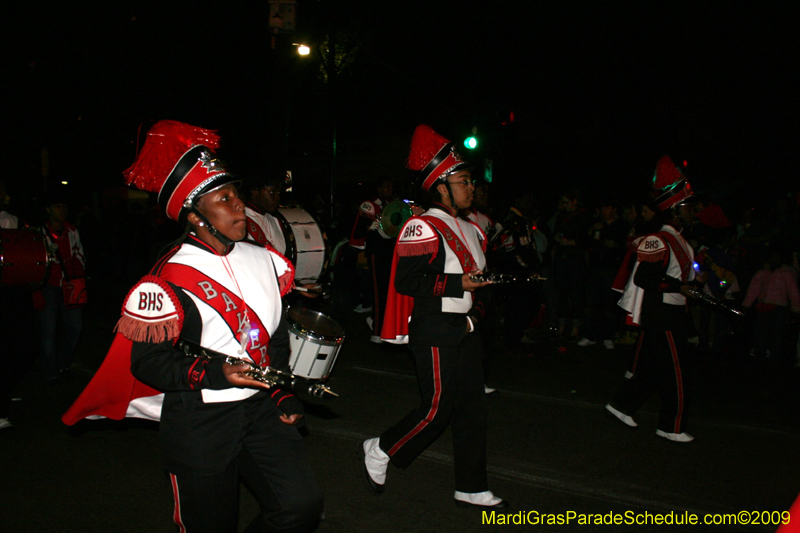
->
[0, 229, 52, 288]
[287, 307, 345, 381]
[276, 207, 328, 284]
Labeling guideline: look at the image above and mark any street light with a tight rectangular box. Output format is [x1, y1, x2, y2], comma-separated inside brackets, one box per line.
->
[295, 43, 310, 56]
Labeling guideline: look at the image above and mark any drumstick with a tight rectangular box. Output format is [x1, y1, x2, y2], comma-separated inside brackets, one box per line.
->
[293, 285, 323, 293]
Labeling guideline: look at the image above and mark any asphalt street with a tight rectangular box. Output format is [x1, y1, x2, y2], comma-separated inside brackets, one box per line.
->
[1, 277, 798, 532]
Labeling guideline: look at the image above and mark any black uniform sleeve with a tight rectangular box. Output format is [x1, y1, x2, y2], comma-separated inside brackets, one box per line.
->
[634, 259, 684, 294]
[263, 307, 304, 420]
[464, 285, 490, 330]
[394, 252, 466, 299]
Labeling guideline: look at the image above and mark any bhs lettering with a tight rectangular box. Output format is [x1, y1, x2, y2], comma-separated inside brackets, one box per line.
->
[138, 292, 164, 312]
[402, 224, 423, 239]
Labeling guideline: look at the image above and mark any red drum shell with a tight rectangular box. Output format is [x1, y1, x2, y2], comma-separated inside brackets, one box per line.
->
[0, 229, 51, 287]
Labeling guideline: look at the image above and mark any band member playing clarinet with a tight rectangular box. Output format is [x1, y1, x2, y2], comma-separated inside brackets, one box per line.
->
[63, 121, 322, 532]
[361, 125, 507, 509]
[607, 156, 704, 443]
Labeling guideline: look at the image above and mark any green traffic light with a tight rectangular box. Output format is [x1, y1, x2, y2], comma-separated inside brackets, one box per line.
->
[464, 136, 478, 149]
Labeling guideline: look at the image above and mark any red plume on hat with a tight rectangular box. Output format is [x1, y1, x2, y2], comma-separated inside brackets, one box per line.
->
[408, 125, 469, 191]
[123, 120, 236, 223]
[652, 155, 693, 211]
[653, 156, 684, 190]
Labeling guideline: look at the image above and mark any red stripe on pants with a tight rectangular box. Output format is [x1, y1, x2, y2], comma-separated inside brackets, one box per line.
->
[665, 331, 685, 433]
[388, 347, 442, 456]
[170, 474, 186, 533]
[631, 329, 644, 374]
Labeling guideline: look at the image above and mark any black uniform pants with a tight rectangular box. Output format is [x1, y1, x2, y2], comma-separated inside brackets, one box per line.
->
[611, 327, 693, 434]
[168, 401, 323, 533]
[380, 333, 489, 493]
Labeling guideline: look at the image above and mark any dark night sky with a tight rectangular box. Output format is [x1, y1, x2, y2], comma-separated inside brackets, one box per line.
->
[6, 1, 798, 213]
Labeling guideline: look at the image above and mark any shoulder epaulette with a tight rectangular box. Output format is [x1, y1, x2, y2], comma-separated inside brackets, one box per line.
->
[115, 275, 184, 344]
[636, 234, 668, 263]
[396, 216, 438, 257]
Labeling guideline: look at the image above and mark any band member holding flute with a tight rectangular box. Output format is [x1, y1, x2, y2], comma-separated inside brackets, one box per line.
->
[362, 125, 507, 509]
[63, 120, 322, 532]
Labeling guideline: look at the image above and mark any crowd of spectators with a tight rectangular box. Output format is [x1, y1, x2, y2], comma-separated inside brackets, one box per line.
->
[469, 184, 800, 371]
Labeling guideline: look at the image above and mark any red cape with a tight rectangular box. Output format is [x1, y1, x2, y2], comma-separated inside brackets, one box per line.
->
[62, 333, 163, 425]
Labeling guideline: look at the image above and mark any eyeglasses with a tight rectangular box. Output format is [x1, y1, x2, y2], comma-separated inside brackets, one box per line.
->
[447, 179, 474, 187]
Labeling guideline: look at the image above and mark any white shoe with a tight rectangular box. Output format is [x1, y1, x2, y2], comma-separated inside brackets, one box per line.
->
[354, 304, 373, 313]
[687, 336, 699, 345]
[454, 490, 508, 509]
[370, 335, 383, 344]
[360, 438, 389, 493]
[366, 316, 374, 329]
[624, 370, 634, 379]
[656, 429, 694, 443]
[484, 385, 496, 394]
[605, 404, 637, 428]
[603, 340, 615, 350]
[577, 338, 596, 347]
[0, 418, 12, 430]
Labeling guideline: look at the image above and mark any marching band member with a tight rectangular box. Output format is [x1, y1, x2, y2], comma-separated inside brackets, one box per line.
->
[63, 121, 322, 532]
[245, 174, 287, 255]
[345, 178, 394, 314]
[361, 125, 507, 509]
[606, 156, 702, 443]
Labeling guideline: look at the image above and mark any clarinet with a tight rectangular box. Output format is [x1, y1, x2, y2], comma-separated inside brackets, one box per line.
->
[469, 272, 547, 284]
[176, 340, 338, 399]
[685, 287, 747, 318]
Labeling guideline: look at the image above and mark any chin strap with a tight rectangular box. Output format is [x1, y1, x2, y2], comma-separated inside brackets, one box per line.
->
[191, 207, 236, 252]
[442, 179, 457, 214]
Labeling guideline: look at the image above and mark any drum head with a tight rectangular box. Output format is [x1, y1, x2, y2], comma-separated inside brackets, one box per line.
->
[276, 207, 328, 284]
[288, 307, 345, 342]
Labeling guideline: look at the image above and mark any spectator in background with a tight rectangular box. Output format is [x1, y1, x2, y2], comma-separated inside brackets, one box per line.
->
[491, 195, 542, 354]
[578, 199, 629, 350]
[36, 195, 86, 384]
[637, 197, 662, 237]
[696, 227, 741, 355]
[742, 246, 800, 368]
[736, 205, 770, 300]
[551, 189, 592, 339]
[619, 203, 637, 247]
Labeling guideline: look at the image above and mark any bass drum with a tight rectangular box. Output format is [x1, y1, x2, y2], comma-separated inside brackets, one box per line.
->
[0, 229, 52, 288]
[276, 207, 328, 284]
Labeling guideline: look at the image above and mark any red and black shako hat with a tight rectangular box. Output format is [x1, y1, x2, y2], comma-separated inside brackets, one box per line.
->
[408, 125, 471, 191]
[652, 155, 693, 212]
[123, 120, 238, 224]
